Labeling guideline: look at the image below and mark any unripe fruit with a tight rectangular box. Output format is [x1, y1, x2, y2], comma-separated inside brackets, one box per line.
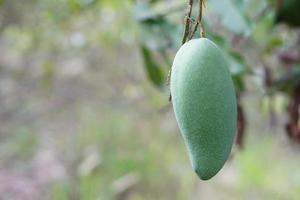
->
[171, 38, 237, 180]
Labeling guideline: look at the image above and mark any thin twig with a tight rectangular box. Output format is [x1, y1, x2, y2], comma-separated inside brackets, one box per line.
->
[190, 0, 205, 39]
[181, 0, 194, 44]
[169, 0, 194, 102]
[199, 22, 205, 37]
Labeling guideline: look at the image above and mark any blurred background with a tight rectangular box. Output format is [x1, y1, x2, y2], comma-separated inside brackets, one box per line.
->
[0, 0, 300, 199]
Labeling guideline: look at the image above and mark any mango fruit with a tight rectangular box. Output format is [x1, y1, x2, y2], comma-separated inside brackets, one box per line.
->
[170, 38, 237, 180]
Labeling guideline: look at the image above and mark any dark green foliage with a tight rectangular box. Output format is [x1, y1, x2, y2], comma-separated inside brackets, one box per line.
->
[134, 1, 249, 91]
[272, 65, 300, 93]
[276, 0, 300, 26]
[141, 45, 165, 87]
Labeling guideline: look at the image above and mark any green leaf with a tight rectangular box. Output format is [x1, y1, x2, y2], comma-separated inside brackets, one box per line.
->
[135, 2, 181, 50]
[67, 0, 81, 13]
[228, 51, 249, 75]
[206, 31, 230, 49]
[264, 37, 283, 54]
[227, 51, 249, 92]
[232, 75, 246, 92]
[243, 0, 268, 18]
[252, 10, 276, 46]
[140, 45, 165, 87]
[149, 0, 159, 4]
[134, 1, 157, 23]
[208, 0, 251, 35]
[138, 19, 180, 50]
[205, 23, 249, 92]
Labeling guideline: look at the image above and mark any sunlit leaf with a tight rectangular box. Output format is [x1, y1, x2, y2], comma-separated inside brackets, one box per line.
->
[252, 10, 276, 46]
[264, 37, 283, 54]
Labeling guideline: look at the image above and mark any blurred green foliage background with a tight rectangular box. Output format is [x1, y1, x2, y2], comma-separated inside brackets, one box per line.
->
[0, 0, 300, 199]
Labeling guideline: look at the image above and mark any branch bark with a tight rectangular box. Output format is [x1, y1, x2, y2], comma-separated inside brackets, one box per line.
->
[190, 0, 205, 39]
[182, 0, 194, 44]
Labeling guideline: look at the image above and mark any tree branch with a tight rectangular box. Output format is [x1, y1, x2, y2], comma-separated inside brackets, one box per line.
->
[182, 0, 194, 44]
[190, 0, 205, 39]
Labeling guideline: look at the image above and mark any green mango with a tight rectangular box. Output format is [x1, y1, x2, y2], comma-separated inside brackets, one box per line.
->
[171, 38, 237, 180]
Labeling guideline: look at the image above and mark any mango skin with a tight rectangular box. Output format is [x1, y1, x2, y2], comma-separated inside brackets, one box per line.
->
[171, 38, 237, 180]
